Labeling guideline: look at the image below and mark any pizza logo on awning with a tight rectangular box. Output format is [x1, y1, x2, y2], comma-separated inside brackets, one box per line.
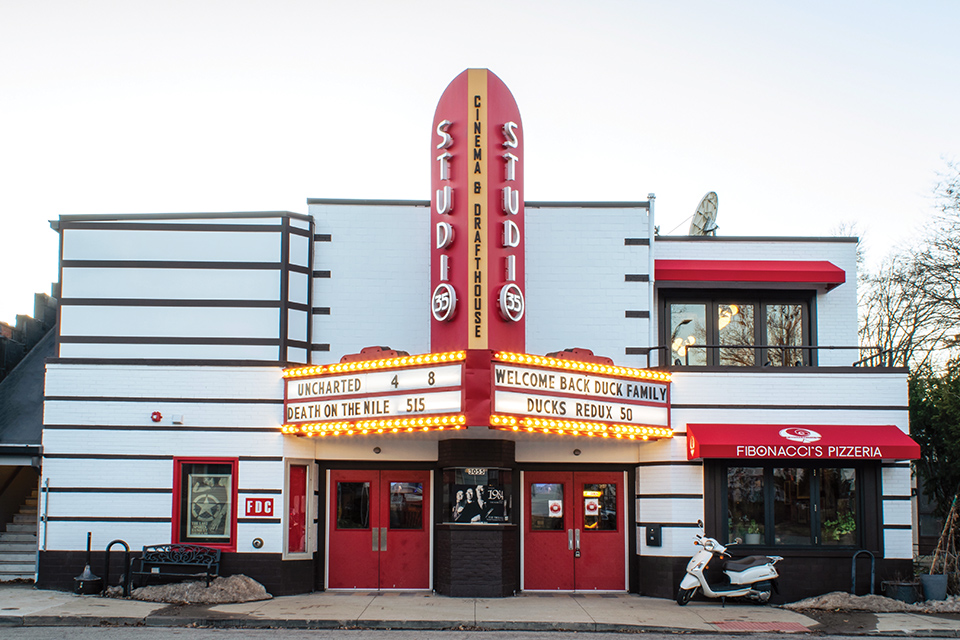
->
[779, 427, 821, 444]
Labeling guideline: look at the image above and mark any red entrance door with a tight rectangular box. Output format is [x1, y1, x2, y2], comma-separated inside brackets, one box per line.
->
[328, 469, 430, 589]
[523, 471, 625, 591]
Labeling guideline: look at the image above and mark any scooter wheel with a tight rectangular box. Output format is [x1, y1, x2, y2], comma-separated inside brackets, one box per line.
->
[676, 586, 697, 606]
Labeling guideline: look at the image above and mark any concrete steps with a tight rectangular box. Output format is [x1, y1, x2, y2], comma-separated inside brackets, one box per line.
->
[0, 489, 38, 581]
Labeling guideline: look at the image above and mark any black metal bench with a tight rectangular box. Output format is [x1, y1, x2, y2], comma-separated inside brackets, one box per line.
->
[132, 544, 221, 587]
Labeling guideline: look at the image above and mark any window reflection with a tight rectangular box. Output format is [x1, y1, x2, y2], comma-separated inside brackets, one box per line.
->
[718, 303, 754, 366]
[727, 467, 764, 543]
[774, 468, 811, 544]
[820, 469, 856, 545]
[766, 303, 805, 366]
[670, 304, 707, 366]
[583, 484, 617, 531]
[531, 483, 564, 531]
[336, 482, 370, 529]
[389, 482, 423, 530]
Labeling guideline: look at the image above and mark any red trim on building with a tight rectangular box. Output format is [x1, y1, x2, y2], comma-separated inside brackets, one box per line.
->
[686, 424, 919, 461]
[655, 260, 846, 288]
[171, 457, 239, 552]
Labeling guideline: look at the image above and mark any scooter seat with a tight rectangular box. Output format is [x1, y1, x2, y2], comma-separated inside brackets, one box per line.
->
[725, 555, 773, 572]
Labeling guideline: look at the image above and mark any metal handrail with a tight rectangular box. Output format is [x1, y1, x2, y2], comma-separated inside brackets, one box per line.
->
[642, 344, 896, 369]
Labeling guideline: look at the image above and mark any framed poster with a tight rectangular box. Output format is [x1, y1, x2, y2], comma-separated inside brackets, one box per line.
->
[186, 473, 232, 539]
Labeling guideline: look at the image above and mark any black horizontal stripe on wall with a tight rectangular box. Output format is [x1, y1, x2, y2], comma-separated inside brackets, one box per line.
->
[882, 462, 911, 468]
[624, 238, 651, 246]
[882, 495, 912, 501]
[313, 307, 331, 315]
[45, 396, 282, 404]
[636, 460, 702, 467]
[48, 487, 170, 494]
[62, 260, 282, 270]
[637, 521, 702, 529]
[43, 453, 173, 461]
[637, 494, 703, 500]
[61, 222, 284, 233]
[313, 270, 331, 278]
[238, 518, 281, 524]
[313, 344, 331, 352]
[625, 310, 650, 319]
[239, 456, 284, 462]
[240, 489, 282, 495]
[672, 404, 908, 411]
[315, 234, 332, 242]
[882, 524, 912, 530]
[625, 347, 651, 355]
[624, 274, 650, 282]
[60, 298, 282, 308]
[46, 516, 171, 523]
[43, 425, 279, 433]
[48, 358, 283, 367]
[59, 336, 280, 345]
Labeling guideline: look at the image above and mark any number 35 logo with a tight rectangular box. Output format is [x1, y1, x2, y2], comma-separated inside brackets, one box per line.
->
[498, 284, 525, 322]
[431, 284, 457, 322]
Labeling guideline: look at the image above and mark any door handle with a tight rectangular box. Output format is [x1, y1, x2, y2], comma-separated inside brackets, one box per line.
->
[380, 527, 388, 551]
[372, 527, 379, 551]
[568, 529, 574, 550]
[574, 528, 581, 558]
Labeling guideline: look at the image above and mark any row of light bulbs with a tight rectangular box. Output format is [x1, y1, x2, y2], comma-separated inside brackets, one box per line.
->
[489, 414, 673, 439]
[282, 414, 467, 436]
[282, 351, 467, 378]
[493, 352, 671, 382]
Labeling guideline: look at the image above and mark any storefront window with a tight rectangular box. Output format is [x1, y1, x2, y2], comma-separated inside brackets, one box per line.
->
[774, 468, 812, 544]
[727, 467, 764, 542]
[174, 458, 237, 549]
[720, 463, 860, 547]
[442, 467, 512, 524]
[718, 302, 755, 366]
[670, 303, 707, 366]
[820, 468, 856, 545]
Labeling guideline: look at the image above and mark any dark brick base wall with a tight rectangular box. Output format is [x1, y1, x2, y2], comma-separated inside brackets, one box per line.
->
[38, 551, 315, 596]
[639, 554, 914, 603]
[436, 524, 519, 597]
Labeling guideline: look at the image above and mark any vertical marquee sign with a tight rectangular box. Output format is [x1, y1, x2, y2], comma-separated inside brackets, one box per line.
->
[431, 69, 526, 354]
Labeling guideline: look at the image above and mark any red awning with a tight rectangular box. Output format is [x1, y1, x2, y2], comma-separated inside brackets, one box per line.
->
[655, 260, 846, 288]
[686, 424, 919, 461]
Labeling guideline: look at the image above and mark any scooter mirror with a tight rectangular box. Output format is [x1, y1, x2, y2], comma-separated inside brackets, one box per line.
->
[697, 519, 704, 529]
[734, 537, 742, 544]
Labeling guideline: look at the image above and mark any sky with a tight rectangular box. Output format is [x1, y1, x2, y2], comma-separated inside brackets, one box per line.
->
[1, 0, 958, 325]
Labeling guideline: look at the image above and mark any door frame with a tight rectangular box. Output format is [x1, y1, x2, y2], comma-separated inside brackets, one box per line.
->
[519, 467, 632, 592]
[323, 467, 435, 591]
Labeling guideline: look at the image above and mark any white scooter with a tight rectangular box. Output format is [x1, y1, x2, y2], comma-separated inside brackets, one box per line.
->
[676, 522, 782, 605]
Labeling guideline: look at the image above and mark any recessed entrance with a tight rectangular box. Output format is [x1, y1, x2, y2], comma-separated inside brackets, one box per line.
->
[523, 470, 626, 591]
[327, 469, 431, 589]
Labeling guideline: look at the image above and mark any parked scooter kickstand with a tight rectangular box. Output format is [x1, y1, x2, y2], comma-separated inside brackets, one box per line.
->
[677, 520, 782, 605]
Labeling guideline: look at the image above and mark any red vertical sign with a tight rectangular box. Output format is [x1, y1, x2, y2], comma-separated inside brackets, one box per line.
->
[430, 69, 525, 355]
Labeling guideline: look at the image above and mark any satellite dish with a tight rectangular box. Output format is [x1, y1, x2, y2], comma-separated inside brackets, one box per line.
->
[689, 192, 719, 236]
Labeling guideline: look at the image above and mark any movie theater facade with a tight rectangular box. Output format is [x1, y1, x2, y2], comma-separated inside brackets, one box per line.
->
[38, 70, 915, 600]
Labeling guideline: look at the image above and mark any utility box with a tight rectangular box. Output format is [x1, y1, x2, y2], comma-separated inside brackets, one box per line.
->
[646, 524, 662, 547]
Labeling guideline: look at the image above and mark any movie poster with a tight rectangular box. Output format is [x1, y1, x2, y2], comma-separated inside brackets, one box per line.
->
[187, 473, 231, 539]
[451, 483, 507, 523]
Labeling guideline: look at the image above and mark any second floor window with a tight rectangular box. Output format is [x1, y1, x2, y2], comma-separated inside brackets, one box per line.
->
[665, 294, 812, 367]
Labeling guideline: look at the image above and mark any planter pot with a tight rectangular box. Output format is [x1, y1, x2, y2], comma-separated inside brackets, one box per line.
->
[745, 533, 762, 545]
[882, 581, 920, 604]
[921, 574, 948, 601]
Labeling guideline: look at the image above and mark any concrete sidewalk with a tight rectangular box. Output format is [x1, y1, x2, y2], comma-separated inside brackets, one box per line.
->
[2, 584, 959, 635]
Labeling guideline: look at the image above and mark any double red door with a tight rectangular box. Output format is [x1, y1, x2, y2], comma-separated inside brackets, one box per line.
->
[523, 471, 625, 591]
[328, 469, 430, 589]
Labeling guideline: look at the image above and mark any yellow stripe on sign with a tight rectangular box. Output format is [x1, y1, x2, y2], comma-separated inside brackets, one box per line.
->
[467, 69, 488, 349]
